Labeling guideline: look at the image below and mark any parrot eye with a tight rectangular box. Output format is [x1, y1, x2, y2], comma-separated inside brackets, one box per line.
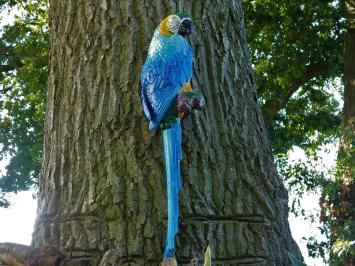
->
[167, 15, 181, 34]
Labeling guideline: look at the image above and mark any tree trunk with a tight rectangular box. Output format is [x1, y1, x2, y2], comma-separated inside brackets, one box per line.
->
[32, 0, 301, 265]
[344, 1, 355, 130]
[342, 1, 355, 265]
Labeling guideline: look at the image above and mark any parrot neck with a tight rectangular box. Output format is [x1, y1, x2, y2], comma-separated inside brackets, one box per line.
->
[159, 15, 174, 36]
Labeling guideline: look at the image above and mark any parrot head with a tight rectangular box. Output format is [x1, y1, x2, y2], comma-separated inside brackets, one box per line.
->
[176, 13, 194, 37]
[159, 14, 194, 37]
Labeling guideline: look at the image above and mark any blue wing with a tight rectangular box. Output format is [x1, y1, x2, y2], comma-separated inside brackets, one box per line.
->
[140, 32, 193, 131]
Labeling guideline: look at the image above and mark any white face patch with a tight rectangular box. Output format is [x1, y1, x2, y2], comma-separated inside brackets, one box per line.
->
[167, 15, 181, 34]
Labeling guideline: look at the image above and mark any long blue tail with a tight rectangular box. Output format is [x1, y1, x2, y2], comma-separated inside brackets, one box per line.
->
[163, 119, 182, 260]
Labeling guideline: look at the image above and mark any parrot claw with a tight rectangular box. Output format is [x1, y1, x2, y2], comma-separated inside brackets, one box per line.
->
[177, 92, 206, 120]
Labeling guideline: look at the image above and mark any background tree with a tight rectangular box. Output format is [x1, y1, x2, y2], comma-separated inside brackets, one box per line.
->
[243, 2, 349, 262]
[316, 0, 355, 265]
[243, 0, 344, 154]
[29, 0, 301, 265]
[0, 0, 47, 206]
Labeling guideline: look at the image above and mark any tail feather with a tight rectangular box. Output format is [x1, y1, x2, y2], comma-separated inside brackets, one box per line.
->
[163, 120, 182, 260]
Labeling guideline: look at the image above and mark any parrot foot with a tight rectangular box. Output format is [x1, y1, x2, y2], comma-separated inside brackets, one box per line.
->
[160, 91, 206, 129]
[177, 92, 206, 120]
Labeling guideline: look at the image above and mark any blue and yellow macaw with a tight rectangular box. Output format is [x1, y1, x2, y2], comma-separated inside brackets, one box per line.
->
[140, 14, 204, 261]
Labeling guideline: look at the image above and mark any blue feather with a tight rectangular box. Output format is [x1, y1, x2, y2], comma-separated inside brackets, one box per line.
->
[163, 120, 182, 260]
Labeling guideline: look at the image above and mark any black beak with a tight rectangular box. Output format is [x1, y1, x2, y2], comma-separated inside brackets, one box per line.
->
[178, 19, 194, 37]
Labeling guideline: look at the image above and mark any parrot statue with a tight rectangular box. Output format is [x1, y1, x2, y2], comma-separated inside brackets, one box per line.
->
[140, 14, 205, 262]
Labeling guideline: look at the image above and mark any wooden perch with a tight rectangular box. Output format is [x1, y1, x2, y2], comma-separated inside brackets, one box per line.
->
[0, 243, 66, 266]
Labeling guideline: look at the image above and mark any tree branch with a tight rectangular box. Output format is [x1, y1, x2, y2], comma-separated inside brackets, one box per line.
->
[261, 61, 333, 127]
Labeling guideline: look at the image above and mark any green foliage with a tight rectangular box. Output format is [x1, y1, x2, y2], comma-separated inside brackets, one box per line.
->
[0, 0, 48, 205]
[277, 155, 326, 219]
[243, 0, 344, 154]
[244, 2, 350, 263]
[316, 128, 355, 265]
[280, 127, 355, 265]
[305, 235, 329, 260]
[270, 83, 341, 154]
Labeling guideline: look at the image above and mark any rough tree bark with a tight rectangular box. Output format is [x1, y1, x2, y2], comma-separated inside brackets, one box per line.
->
[344, 2, 355, 130]
[31, 0, 301, 265]
[342, 1, 355, 265]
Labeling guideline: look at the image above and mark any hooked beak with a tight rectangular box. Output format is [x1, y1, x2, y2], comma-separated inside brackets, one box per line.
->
[178, 18, 194, 37]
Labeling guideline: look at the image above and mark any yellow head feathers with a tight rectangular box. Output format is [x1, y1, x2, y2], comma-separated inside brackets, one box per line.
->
[159, 15, 181, 36]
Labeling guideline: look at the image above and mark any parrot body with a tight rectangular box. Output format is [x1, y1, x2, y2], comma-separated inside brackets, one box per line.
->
[140, 14, 203, 261]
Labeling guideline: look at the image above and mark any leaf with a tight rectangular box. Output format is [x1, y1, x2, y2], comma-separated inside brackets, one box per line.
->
[203, 245, 211, 266]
